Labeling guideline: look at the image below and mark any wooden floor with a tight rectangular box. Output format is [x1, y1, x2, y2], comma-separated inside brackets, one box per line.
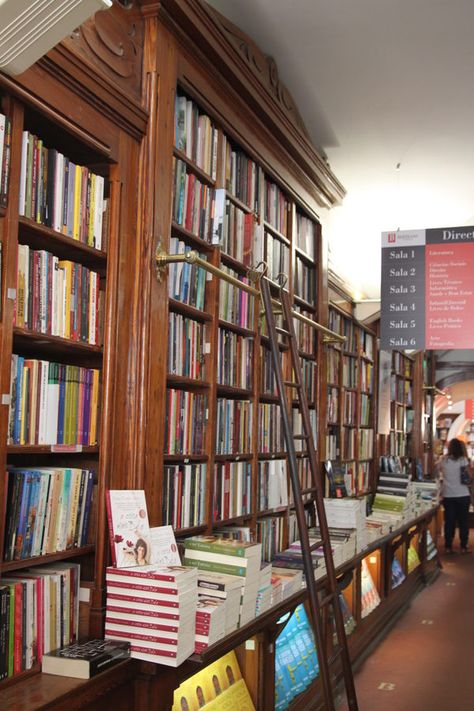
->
[336, 545, 474, 711]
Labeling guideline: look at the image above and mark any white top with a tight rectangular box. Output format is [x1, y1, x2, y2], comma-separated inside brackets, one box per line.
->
[439, 456, 471, 498]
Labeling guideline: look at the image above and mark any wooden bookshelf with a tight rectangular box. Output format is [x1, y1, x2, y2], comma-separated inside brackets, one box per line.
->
[325, 299, 376, 497]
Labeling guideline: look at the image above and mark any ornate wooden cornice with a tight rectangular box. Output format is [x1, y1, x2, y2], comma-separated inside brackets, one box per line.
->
[157, 0, 346, 209]
[10, 0, 148, 141]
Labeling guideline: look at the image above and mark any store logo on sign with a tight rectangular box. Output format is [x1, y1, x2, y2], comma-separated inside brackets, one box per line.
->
[388, 233, 396, 243]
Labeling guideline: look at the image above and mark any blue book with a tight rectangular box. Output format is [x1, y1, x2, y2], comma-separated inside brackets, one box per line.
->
[13, 470, 34, 559]
[21, 471, 42, 558]
[13, 356, 25, 444]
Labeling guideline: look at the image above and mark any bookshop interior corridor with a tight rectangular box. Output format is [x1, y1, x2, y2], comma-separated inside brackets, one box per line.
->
[1, 1, 474, 710]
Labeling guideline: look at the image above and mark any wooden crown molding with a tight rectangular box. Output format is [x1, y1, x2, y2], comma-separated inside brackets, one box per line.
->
[158, 0, 346, 208]
[24, 0, 149, 140]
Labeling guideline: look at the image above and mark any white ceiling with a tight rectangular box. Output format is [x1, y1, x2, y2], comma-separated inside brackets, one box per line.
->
[206, 0, 474, 301]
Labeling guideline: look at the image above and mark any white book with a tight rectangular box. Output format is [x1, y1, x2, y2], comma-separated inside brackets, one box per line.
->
[45, 362, 59, 444]
[37, 360, 49, 445]
[18, 130, 29, 216]
[93, 174, 104, 250]
[50, 256, 58, 336]
[106, 489, 151, 568]
[53, 152, 64, 233]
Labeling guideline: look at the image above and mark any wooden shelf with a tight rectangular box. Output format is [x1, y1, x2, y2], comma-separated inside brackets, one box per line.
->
[1, 545, 95, 573]
[13, 327, 103, 360]
[18, 217, 107, 274]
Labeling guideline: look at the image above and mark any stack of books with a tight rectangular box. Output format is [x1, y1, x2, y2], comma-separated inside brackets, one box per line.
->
[270, 568, 303, 599]
[308, 526, 357, 563]
[255, 562, 272, 615]
[182, 535, 261, 627]
[196, 571, 241, 635]
[194, 597, 226, 653]
[270, 573, 283, 606]
[104, 564, 197, 666]
[321, 498, 367, 552]
[271, 541, 326, 582]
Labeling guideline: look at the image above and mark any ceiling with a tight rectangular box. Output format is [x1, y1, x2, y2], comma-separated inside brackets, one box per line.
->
[206, 0, 474, 301]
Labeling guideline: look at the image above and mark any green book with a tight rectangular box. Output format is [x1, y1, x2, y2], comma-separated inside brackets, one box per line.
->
[183, 557, 246, 577]
[182, 535, 259, 558]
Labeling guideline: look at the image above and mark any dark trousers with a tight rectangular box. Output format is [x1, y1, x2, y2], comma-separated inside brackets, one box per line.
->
[443, 496, 471, 548]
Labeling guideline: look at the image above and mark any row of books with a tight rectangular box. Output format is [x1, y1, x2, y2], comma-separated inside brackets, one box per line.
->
[391, 374, 413, 403]
[224, 139, 261, 212]
[258, 403, 285, 453]
[173, 159, 215, 241]
[18, 130, 105, 249]
[327, 347, 340, 384]
[218, 267, 254, 328]
[167, 238, 207, 309]
[165, 389, 207, 454]
[215, 398, 252, 455]
[257, 516, 285, 562]
[295, 213, 316, 259]
[264, 179, 290, 236]
[174, 93, 218, 179]
[293, 307, 316, 353]
[0, 562, 80, 680]
[217, 328, 253, 390]
[213, 461, 252, 522]
[261, 231, 290, 284]
[168, 312, 206, 380]
[15, 244, 101, 344]
[162, 463, 207, 531]
[360, 361, 374, 392]
[298, 359, 317, 402]
[0, 113, 12, 208]
[392, 351, 413, 377]
[4, 467, 95, 561]
[8, 356, 100, 446]
[342, 355, 358, 388]
[257, 459, 288, 512]
[293, 257, 316, 304]
[220, 197, 255, 266]
[327, 386, 338, 424]
[260, 346, 277, 395]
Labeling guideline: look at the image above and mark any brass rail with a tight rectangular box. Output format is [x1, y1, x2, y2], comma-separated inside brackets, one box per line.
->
[156, 247, 346, 344]
[423, 385, 446, 397]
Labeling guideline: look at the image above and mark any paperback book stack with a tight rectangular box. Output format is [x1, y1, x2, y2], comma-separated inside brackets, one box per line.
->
[321, 498, 367, 552]
[182, 536, 262, 627]
[255, 562, 272, 615]
[412, 480, 439, 512]
[308, 526, 357, 564]
[105, 564, 197, 666]
[194, 597, 226, 653]
[375, 457, 417, 522]
[196, 571, 241, 635]
[271, 540, 326, 583]
[270, 568, 303, 599]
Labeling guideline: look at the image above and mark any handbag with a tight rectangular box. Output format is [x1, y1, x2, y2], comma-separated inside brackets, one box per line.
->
[460, 464, 472, 486]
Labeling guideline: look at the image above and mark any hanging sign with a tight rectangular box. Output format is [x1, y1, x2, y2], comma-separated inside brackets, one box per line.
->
[381, 226, 474, 349]
[465, 400, 474, 419]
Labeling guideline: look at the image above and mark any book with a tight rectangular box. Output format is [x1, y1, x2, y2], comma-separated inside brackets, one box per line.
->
[41, 638, 130, 679]
[106, 490, 151, 568]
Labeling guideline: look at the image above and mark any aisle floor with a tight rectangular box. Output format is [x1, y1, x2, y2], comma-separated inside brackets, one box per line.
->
[336, 548, 474, 711]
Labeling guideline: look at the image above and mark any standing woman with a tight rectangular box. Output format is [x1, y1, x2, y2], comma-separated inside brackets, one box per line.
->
[438, 438, 473, 553]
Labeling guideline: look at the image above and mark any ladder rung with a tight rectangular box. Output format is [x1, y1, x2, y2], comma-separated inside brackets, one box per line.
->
[309, 540, 323, 551]
[293, 434, 309, 440]
[319, 591, 336, 609]
[328, 647, 344, 666]
[275, 326, 291, 337]
[284, 380, 301, 388]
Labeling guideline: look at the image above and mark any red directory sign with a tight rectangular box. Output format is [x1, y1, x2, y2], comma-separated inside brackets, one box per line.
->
[381, 226, 474, 349]
[465, 400, 474, 419]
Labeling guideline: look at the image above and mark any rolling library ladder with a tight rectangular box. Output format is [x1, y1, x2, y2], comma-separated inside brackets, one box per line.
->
[260, 277, 358, 711]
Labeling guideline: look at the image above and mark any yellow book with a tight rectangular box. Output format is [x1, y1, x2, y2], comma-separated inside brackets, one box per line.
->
[57, 261, 72, 339]
[89, 369, 100, 445]
[73, 164, 82, 240]
[201, 680, 255, 711]
[19, 361, 29, 445]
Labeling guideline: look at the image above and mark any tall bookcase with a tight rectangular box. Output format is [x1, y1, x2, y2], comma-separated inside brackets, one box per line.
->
[325, 297, 376, 497]
[0, 2, 146, 702]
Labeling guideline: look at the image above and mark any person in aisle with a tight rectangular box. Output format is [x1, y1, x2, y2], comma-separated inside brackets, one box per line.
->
[436, 438, 473, 553]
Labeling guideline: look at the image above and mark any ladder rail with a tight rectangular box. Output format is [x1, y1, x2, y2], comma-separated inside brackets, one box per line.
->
[261, 278, 359, 711]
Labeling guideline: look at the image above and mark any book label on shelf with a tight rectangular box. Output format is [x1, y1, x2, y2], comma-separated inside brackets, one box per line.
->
[51, 444, 83, 453]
